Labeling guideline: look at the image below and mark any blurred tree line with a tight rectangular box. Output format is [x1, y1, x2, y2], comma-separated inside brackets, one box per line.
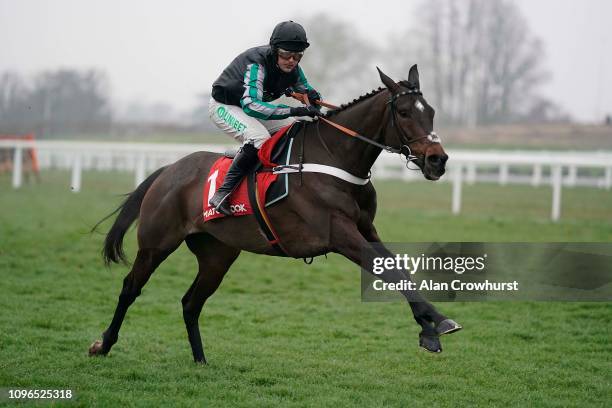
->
[0, 69, 112, 136]
[197, 0, 567, 127]
[297, 0, 568, 126]
[1, 0, 569, 138]
[404, 0, 566, 125]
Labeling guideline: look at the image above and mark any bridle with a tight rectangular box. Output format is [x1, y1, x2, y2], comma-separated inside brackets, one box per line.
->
[292, 89, 440, 166]
[387, 88, 441, 164]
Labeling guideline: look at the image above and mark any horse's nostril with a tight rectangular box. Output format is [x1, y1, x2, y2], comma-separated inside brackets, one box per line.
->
[441, 154, 448, 165]
[427, 155, 441, 165]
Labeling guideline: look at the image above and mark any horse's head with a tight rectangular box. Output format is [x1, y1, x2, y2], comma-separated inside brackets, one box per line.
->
[377, 65, 448, 180]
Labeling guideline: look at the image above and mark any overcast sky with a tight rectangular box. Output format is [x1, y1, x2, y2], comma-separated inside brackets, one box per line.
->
[1, 0, 610, 122]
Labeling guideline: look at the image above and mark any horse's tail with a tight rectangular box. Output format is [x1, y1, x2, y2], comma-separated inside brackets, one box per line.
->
[93, 166, 167, 266]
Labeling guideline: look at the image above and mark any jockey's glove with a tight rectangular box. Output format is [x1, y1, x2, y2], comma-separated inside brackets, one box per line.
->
[306, 89, 321, 102]
[284, 87, 321, 103]
[290, 105, 321, 118]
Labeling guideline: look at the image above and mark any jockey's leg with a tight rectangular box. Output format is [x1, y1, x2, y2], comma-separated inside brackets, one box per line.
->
[261, 117, 296, 135]
[207, 98, 271, 215]
[208, 142, 259, 215]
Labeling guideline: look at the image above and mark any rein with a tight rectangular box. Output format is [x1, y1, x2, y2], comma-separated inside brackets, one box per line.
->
[320, 114, 403, 155]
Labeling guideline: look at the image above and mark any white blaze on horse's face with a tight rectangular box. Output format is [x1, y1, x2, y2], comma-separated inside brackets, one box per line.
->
[427, 132, 441, 143]
[415, 100, 425, 112]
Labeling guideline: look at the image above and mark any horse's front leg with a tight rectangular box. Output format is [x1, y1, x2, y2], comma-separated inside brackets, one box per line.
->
[333, 214, 461, 352]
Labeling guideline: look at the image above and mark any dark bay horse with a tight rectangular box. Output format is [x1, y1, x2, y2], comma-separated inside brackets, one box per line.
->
[89, 65, 461, 363]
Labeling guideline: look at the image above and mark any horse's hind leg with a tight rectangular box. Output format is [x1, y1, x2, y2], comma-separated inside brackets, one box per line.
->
[89, 247, 176, 356]
[182, 233, 240, 363]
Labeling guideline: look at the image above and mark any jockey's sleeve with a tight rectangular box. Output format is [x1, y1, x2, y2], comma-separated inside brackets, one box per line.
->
[240, 63, 293, 120]
[294, 66, 316, 94]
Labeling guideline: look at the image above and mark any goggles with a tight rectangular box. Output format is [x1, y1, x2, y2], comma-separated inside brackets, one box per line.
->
[277, 48, 304, 62]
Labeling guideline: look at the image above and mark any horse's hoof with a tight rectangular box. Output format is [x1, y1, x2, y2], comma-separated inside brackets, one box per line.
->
[436, 319, 462, 336]
[88, 340, 106, 356]
[419, 334, 442, 353]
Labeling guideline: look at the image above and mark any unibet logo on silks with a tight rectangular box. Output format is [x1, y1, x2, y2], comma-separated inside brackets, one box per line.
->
[217, 106, 247, 132]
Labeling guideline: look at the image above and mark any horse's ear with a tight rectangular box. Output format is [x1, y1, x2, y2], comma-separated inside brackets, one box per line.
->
[407, 64, 420, 91]
[377, 67, 400, 93]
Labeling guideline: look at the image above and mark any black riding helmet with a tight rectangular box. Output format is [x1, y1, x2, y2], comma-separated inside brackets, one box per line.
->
[269, 21, 310, 52]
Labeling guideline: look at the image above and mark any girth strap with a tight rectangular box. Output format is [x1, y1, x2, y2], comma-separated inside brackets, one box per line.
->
[271, 163, 370, 185]
[246, 172, 288, 256]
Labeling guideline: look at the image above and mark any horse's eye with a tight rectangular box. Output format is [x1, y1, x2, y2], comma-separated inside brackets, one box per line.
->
[398, 110, 408, 117]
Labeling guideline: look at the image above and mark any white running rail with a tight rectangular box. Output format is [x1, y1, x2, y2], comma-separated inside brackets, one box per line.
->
[1, 139, 611, 221]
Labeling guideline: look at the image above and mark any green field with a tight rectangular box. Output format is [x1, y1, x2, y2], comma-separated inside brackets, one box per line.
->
[1, 171, 611, 407]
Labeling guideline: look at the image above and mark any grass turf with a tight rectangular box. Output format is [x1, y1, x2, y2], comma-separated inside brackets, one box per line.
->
[0, 171, 611, 407]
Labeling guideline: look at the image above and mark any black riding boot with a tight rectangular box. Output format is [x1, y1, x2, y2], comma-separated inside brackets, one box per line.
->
[209, 143, 260, 216]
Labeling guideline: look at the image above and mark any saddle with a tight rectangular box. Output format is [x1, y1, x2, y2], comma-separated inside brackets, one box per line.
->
[202, 122, 303, 222]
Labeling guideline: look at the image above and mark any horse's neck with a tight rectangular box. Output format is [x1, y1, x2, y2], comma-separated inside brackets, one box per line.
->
[303, 91, 389, 178]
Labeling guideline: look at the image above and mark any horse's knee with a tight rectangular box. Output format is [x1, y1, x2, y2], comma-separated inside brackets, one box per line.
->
[182, 308, 199, 326]
[181, 292, 191, 307]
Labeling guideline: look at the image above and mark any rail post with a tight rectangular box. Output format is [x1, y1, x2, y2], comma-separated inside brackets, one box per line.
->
[603, 167, 612, 190]
[70, 154, 82, 192]
[12, 146, 23, 189]
[566, 165, 577, 187]
[531, 164, 542, 187]
[452, 164, 463, 215]
[551, 165, 562, 221]
[499, 163, 509, 185]
[135, 153, 146, 187]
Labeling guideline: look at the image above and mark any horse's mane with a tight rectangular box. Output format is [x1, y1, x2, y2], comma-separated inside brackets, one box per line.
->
[323, 87, 386, 118]
[321, 81, 417, 118]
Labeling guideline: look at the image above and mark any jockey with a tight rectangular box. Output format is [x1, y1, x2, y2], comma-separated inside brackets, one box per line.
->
[208, 20, 322, 216]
